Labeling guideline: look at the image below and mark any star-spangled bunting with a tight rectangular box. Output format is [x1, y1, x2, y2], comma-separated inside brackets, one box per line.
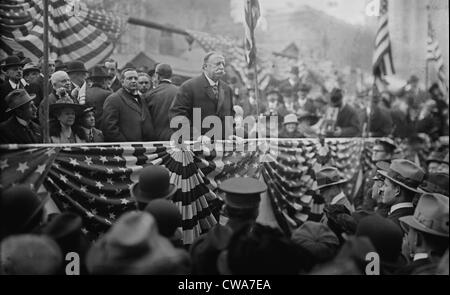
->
[0, 138, 434, 242]
[0, 0, 126, 68]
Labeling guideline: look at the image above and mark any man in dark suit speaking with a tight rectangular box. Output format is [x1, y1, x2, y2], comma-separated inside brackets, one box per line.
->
[169, 52, 234, 142]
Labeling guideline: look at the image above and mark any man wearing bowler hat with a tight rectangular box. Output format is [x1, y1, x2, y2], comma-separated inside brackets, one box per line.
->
[0, 185, 47, 241]
[130, 165, 177, 210]
[279, 66, 301, 94]
[378, 159, 425, 228]
[66, 61, 88, 105]
[21, 62, 43, 109]
[315, 166, 354, 214]
[398, 193, 449, 274]
[85, 65, 112, 128]
[417, 172, 448, 198]
[0, 55, 26, 122]
[0, 89, 41, 144]
[324, 88, 361, 137]
[190, 177, 267, 274]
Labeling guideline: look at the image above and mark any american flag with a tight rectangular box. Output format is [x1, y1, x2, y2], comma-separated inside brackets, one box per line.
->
[262, 138, 363, 235]
[0, 142, 261, 244]
[372, 0, 395, 77]
[426, 13, 448, 94]
[1, 139, 431, 241]
[0, 0, 125, 68]
[244, 0, 260, 68]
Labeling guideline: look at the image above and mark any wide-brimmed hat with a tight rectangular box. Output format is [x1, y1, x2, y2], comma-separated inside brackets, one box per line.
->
[22, 62, 41, 75]
[0, 234, 63, 275]
[426, 150, 448, 165]
[55, 59, 67, 71]
[373, 161, 390, 181]
[85, 211, 190, 274]
[88, 65, 109, 79]
[283, 113, 298, 125]
[315, 167, 349, 190]
[399, 193, 449, 237]
[298, 112, 319, 125]
[65, 61, 88, 74]
[49, 96, 86, 116]
[375, 137, 397, 152]
[219, 177, 267, 209]
[298, 83, 311, 92]
[0, 55, 24, 70]
[40, 212, 90, 257]
[0, 185, 47, 239]
[377, 159, 425, 193]
[417, 172, 449, 197]
[4, 89, 36, 112]
[131, 165, 177, 204]
[266, 87, 282, 100]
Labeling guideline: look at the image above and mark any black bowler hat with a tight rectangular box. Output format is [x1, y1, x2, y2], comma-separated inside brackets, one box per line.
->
[0, 55, 24, 70]
[131, 165, 177, 204]
[418, 172, 449, 197]
[219, 177, 267, 209]
[66, 61, 88, 73]
[88, 65, 109, 79]
[0, 185, 47, 239]
[55, 59, 67, 71]
[41, 212, 90, 257]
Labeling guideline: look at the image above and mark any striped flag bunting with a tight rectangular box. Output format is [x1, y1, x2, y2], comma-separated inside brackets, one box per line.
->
[244, 0, 260, 68]
[0, 0, 125, 68]
[1, 138, 428, 242]
[372, 0, 395, 77]
[426, 14, 448, 94]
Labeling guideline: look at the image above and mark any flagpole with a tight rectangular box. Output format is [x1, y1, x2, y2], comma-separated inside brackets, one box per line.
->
[425, 4, 430, 91]
[248, 0, 260, 132]
[42, 0, 50, 143]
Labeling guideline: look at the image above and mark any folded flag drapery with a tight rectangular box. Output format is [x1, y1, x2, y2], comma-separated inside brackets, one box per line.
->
[0, 138, 432, 244]
[0, 0, 125, 68]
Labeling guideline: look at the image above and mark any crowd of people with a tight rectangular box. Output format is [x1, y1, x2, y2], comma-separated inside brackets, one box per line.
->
[1, 51, 448, 144]
[0, 51, 449, 275]
[0, 155, 448, 275]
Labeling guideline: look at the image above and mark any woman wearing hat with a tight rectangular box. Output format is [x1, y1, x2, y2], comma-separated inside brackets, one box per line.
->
[49, 96, 87, 143]
[279, 113, 302, 138]
[77, 107, 104, 143]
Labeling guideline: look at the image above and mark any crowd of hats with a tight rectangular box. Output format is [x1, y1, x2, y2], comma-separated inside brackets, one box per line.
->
[1, 156, 448, 275]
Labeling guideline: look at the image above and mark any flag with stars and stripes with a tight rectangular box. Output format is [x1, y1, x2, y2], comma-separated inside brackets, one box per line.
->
[2, 138, 420, 242]
[260, 138, 364, 235]
[0, 0, 125, 68]
[372, 0, 395, 77]
[427, 13, 448, 95]
[244, 0, 260, 68]
[0, 142, 262, 244]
